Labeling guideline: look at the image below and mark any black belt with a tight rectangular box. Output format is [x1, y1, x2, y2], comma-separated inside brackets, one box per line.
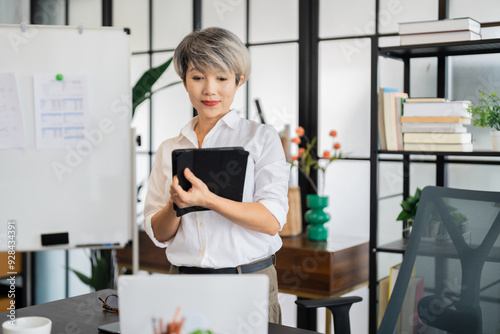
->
[177, 255, 275, 274]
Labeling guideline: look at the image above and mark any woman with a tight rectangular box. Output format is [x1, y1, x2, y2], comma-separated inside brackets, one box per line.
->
[143, 27, 289, 323]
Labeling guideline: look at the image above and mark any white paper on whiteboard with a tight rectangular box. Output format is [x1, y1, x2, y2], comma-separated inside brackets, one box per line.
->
[0, 72, 26, 149]
[33, 74, 90, 150]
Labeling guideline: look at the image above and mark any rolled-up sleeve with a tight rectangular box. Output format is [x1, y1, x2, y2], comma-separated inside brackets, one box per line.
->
[253, 127, 290, 230]
[143, 143, 171, 248]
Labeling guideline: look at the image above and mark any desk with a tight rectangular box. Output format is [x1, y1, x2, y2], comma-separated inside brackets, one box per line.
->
[116, 232, 369, 332]
[0, 289, 318, 334]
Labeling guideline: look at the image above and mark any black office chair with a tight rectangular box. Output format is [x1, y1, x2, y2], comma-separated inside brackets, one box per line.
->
[297, 186, 500, 334]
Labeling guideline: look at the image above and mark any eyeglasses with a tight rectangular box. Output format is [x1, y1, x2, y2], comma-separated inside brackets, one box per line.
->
[98, 294, 119, 312]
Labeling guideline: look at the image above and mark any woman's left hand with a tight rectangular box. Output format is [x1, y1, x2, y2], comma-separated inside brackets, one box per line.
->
[170, 168, 215, 209]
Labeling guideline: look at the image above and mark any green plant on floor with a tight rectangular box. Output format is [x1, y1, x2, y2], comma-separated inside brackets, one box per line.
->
[467, 89, 500, 131]
[68, 249, 114, 291]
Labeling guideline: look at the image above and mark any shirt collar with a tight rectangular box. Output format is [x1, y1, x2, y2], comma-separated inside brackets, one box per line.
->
[218, 109, 240, 130]
[175, 110, 240, 144]
[176, 117, 199, 145]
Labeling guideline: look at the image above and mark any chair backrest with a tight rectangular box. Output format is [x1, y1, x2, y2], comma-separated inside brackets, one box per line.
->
[379, 186, 500, 334]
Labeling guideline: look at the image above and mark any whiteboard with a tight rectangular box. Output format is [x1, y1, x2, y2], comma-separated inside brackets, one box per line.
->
[0, 24, 133, 252]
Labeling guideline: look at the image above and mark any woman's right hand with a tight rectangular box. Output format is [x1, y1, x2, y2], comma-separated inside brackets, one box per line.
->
[170, 168, 216, 209]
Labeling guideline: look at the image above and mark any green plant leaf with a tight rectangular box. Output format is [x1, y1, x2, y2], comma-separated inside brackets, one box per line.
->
[396, 211, 413, 221]
[68, 268, 92, 286]
[414, 188, 422, 201]
[401, 201, 413, 212]
[91, 256, 110, 291]
[467, 90, 500, 130]
[132, 57, 177, 117]
[396, 188, 422, 221]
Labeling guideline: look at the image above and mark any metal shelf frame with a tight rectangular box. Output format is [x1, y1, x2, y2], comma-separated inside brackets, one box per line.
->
[368, 1, 500, 332]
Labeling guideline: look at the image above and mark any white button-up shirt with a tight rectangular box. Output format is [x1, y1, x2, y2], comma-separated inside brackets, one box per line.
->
[144, 110, 290, 268]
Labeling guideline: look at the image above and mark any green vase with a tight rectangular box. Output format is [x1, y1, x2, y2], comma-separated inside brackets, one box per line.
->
[304, 194, 330, 241]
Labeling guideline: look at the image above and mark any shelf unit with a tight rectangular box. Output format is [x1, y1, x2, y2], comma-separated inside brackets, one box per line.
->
[368, 39, 500, 333]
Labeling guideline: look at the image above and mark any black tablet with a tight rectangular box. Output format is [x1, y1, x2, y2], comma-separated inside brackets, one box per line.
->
[172, 147, 249, 216]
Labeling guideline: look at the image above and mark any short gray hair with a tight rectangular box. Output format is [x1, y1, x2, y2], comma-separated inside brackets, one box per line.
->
[173, 27, 251, 85]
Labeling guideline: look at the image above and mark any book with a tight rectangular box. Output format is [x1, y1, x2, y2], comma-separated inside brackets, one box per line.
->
[401, 116, 472, 125]
[404, 97, 450, 103]
[388, 263, 401, 299]
[402, 123, 467, 133]
[403, 132, 472, 144]
[378, 87, 398, 150]
[384, 91, 408, 150]
[172, 147, 249, 216]
[403, 142, 473, 152]
[395, 93, 407, 151]
[403, 100, 471, 118]
[378, 277, 390, 327]
[400, 277, 425, 334]
[400, 30, 481, 46]
[399, 17, 481, 35]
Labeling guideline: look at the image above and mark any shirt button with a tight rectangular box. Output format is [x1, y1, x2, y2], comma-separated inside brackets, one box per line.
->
[200, 222, 204, 227]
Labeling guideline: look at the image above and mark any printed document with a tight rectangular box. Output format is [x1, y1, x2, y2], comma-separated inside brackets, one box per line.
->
[33, 74, 89, 149]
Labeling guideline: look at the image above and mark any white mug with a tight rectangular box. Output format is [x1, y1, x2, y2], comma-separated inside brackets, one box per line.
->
[2, 317, 52, 334]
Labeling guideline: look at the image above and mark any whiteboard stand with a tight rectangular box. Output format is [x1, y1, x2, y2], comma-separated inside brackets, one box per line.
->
[24, 252, 33, 306]
[131, 128, 139, 274]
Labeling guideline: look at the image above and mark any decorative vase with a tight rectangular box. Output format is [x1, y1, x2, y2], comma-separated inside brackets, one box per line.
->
[490, 130, 500, 152]
[304, 194, 330, 241]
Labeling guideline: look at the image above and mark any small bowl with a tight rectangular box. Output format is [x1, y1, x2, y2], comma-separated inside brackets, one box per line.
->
[2, 316, 52, 334]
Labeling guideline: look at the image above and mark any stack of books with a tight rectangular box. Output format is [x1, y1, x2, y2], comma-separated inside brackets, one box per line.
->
[378, 88, 408, 151]
[399, 17, 481, 46]
[402, 98, 473, 152]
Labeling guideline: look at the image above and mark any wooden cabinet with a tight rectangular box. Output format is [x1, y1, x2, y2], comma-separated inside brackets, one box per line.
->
[276, 234, 368, 298]
[0, 252, 22, 312]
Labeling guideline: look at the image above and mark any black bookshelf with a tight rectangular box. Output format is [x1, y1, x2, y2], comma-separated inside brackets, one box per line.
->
[380, 38, 500, 59]
[379, 150, 500, 157]
[368, 30, 500, 334]
[376, 238, 409, 254]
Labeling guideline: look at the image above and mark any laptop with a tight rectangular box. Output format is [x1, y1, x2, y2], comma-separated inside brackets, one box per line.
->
[116, 275, 269, 334]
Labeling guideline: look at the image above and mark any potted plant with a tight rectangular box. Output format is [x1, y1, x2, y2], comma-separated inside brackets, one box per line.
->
[290, 127, 344, 240]
[397, 188, 471, 242]
[467, 89, 500, 151]
[68, 249, 114, 291]
[396, 187, 422, 238]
